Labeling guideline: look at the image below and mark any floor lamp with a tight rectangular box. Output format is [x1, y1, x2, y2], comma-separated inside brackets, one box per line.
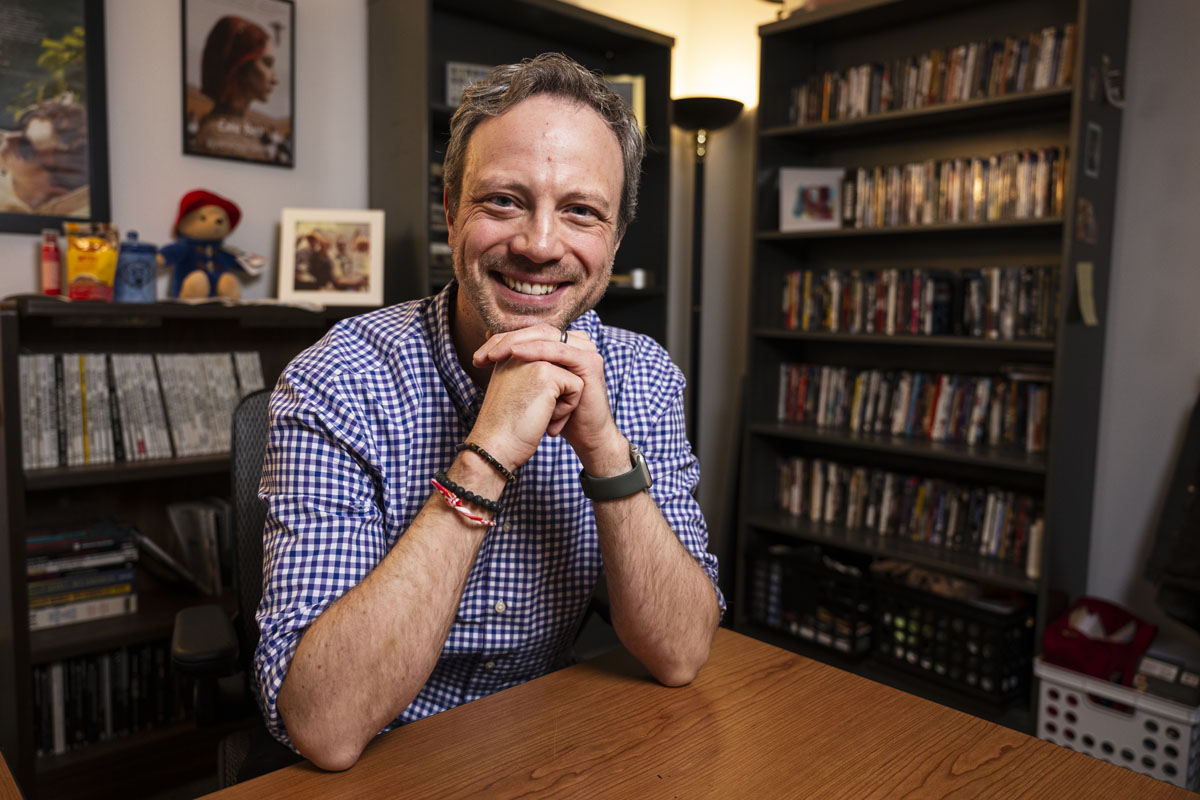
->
[672, 96, 744, 451]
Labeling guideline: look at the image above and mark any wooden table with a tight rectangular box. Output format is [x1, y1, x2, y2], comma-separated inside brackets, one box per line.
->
[200, 628, 1196, 799]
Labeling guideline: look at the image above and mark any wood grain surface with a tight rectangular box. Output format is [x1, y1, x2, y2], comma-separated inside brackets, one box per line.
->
[199, 628, 1198, 799]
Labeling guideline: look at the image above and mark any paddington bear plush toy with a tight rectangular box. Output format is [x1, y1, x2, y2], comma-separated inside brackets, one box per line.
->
[158, 189, 247, 299]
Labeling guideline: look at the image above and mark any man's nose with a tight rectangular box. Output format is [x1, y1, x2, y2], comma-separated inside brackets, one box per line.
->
[511, 210, 566, 264]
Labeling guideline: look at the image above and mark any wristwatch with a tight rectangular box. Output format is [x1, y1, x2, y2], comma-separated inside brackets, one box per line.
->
[579, 439, 653, 501]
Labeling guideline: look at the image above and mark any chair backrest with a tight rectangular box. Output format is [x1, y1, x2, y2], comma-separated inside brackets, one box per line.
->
[230, 388, 272, 659]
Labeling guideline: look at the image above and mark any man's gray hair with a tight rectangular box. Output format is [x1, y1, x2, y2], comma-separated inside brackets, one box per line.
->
[443, 52, 645, 238]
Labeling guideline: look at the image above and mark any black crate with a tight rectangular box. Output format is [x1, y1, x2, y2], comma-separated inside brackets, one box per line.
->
[872, 578, 1034, 705]
[750, 544, 873, 658]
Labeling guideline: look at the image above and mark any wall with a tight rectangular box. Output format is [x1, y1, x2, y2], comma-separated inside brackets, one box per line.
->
[1089, 1, 1200, 659]
[0, 0, 369, 301]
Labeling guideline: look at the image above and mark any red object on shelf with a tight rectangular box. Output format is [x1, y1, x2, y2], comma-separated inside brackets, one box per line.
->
[1041, 596, 1157, 686]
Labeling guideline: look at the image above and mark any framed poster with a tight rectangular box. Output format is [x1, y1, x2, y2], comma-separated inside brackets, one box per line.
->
[278, 208, 384, 307]
[181, 0, 294, 167]
[0, 0, 110, 233]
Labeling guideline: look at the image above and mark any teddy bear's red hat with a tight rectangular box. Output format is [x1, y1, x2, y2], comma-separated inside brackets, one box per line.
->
[174, 189, 241, 235]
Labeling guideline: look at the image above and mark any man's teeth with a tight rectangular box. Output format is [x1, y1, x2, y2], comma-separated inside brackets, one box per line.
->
[502, 276, 558, 296]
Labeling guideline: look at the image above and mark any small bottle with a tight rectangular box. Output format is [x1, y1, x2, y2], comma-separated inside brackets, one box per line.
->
[40, 229, 61, 296]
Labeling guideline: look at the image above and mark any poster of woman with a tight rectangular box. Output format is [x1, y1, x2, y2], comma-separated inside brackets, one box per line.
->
[182, 0, 294, 167]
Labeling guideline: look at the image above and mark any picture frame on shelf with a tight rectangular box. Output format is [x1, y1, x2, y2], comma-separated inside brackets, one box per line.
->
[0, 0, 111, 234]
[181, 0, 295, 167]
[604, 73, 646, 133]
[277, 208, 385, 307]
[779, 167, 844, 232]
[445, 61, 491, 107]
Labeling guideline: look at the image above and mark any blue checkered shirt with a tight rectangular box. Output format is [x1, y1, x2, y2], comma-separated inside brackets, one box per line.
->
[253, 283, 723, 749]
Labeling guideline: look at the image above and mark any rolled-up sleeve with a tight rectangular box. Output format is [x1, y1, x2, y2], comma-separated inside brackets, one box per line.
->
[252, 360, 389, 749]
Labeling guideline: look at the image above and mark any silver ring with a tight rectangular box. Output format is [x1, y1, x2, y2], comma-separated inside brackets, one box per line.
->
[560, 330, 569, 344]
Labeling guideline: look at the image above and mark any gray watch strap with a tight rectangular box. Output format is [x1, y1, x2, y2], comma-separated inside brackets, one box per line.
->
[579, 440, 653, 501]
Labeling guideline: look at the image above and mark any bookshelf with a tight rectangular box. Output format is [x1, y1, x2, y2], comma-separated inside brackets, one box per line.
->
[735, 0, 1130, 728]
[0, 297, 358, 798]
[368, 0, 674, 345]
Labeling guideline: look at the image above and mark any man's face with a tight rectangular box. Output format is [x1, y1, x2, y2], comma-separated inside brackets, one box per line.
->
[447, 94, 623, 341]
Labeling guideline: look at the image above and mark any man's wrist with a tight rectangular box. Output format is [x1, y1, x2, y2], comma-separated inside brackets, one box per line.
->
[576, 427, 632, 478]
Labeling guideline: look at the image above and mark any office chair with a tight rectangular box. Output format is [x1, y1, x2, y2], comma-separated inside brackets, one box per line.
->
[171, 388, 301, 787]
[171, 389, 616, 786]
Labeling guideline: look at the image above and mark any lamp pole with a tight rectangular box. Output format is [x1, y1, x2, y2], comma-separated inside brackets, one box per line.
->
[672, 97, 744, 452]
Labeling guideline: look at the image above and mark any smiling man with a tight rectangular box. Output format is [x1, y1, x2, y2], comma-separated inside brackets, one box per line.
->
[254, 53, 722, 773]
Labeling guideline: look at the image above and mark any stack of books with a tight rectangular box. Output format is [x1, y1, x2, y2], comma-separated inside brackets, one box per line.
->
[27, 525, 139, 631]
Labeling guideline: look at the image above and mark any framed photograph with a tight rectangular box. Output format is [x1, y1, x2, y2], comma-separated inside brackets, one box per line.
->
[445, 61, 491, 107]
[604, 74, 645, 134]
[0, 0, 110, 233]
[181, 0, 294, 167]
[278, 208, 385, 307]
[779, 167, 844, 232]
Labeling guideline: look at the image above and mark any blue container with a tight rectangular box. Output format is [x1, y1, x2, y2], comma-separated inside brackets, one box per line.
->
[114, 231, 157, 302]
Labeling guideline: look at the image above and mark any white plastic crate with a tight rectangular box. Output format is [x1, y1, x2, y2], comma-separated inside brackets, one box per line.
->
[1035, 657, 1200, 790]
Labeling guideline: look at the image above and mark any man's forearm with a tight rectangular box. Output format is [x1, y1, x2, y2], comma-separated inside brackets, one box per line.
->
[593, 492, 720, 686]
[275, 455, 506, 770]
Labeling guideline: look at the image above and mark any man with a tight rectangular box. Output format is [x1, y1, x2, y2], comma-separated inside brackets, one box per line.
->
[255, 53, 723, 771]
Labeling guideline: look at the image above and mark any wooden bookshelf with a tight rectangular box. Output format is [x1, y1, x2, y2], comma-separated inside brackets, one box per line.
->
[736, 0, 1131, 721]
[0, 297, 351, 797]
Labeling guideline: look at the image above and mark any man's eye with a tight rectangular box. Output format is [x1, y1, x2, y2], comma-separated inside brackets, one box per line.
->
[489, 196, 515, 208]
[569, 206, 596, 218]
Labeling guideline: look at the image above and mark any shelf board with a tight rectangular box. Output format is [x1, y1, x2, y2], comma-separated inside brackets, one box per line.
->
[759, 0, 995, 41]
[762, 87, 1072, 140]
[23, 454, 229, 491]
[746, 511, 1037, 592]
[754, 329, 1055, 352]
[748, 421, 1047, 475]
[3, 295, 365, 328]
[758, 217, 1063, 241]
[30, 588, 234, 665]
[736, 622, 1034, 735]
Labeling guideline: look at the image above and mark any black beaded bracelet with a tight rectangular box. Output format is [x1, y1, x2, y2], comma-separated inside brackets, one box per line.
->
[433, 470, 501, 513]
[456, 442, 517, 484]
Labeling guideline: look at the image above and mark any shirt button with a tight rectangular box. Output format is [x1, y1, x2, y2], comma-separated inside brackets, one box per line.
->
[484, 660, 496, 670]
[502, 522, 511, 532]
[494, 600, 507, 613]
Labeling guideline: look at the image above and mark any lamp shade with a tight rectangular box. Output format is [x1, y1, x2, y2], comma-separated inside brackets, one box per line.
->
[672, 96, 744, 132]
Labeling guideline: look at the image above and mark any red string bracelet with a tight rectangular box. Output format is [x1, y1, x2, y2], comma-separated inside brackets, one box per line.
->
[431, 478, 497, 527]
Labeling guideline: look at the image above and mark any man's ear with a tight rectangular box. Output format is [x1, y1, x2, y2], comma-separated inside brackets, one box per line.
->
[443, 186, 455, 243]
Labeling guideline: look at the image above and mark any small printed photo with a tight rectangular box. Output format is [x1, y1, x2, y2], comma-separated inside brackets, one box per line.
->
[1083, 121, 1102, 179]
[278, 208, 384, 306]
[779, 167, 844, 232]
[1075, 197, 1098, 245]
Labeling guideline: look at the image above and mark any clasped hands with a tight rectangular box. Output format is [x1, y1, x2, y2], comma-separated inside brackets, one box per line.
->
[469, 323, 628, 478]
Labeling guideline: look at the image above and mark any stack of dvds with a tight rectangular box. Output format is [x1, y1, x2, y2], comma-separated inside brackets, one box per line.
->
[26, 524, 139, 631]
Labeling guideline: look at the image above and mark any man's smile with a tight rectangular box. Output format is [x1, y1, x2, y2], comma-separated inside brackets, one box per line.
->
[498, 274, 562, 296]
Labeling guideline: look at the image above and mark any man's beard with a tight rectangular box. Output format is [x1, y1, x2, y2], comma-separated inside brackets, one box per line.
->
[455, 250, 611, 334]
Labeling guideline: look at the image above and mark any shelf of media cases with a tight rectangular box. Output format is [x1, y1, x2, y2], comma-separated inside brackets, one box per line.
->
[739, 622, 1035, 733]
[748, 422, 1048, 476]
[761, 86, 1072, 142]
[754, 329, 1056, 352]
[22, 454, 229, 492]
[29, 587, 235, 665]
[758, 217, 1064, 241]
[747, 511, 1038, 593]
